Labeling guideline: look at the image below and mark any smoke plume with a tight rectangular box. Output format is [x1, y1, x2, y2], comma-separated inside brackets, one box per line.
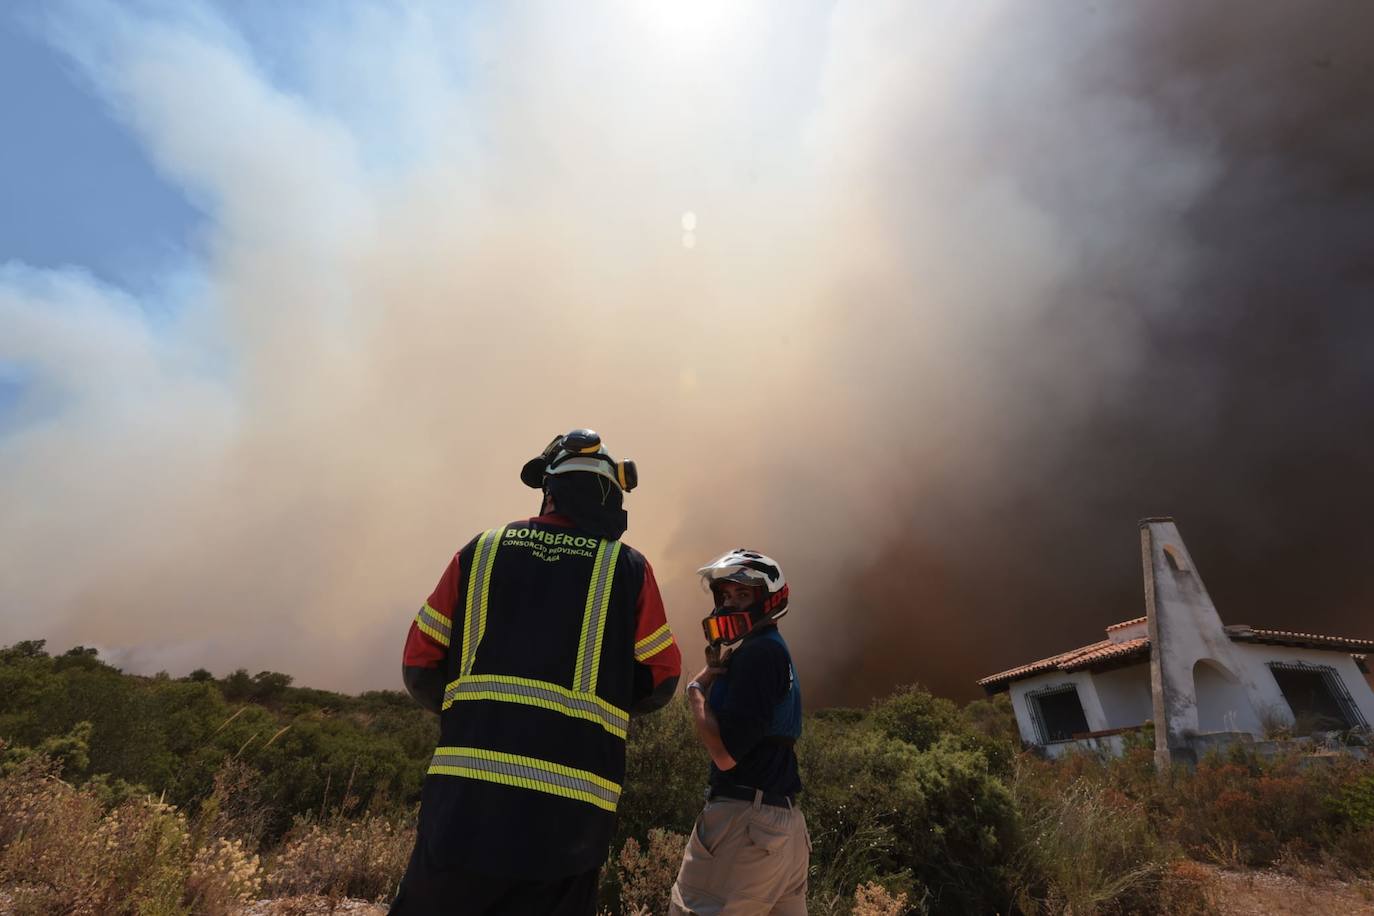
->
[2, 1, 1371, 705]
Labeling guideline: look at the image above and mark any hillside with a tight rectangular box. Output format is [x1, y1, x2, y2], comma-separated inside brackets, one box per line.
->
[2, 640, 1373, 914]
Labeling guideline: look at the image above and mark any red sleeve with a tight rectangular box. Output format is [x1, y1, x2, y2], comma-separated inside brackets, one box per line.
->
[403, 553, 460, 669]
[632, 559, 681, 687]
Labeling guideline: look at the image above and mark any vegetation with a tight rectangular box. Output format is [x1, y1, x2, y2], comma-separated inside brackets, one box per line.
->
[1, 639, 1372, 913]
[0, 640, 433, 840]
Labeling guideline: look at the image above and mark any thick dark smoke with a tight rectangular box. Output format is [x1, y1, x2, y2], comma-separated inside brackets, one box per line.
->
[797, 2, 1374, 704]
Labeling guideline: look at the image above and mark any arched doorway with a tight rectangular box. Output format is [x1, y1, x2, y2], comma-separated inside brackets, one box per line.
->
[1193, 659, 1259, 734]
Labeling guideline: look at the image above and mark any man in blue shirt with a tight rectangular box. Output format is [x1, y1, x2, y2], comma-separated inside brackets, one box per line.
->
[670, 549, 808, 915]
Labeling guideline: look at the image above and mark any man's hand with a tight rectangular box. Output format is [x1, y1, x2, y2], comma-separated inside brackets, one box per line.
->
[684, 665, 737, 771]
[690, 644, 731, 691]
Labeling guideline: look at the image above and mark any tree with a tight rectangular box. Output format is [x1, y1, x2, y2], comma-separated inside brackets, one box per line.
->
[223, 669, 254, 700]
[0, 639, 48, 660]
[251, 671, 293, 702]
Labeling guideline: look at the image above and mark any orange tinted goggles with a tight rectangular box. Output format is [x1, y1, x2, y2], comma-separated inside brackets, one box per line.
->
[702, 611, 752, 646]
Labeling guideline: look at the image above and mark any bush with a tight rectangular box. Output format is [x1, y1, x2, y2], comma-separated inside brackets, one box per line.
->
[614, 828, 686, 915]
[618, 701, 709, 846]
[0, 754, 104, 890]
[851, 881, 912, 916]
[1169, 753, 1327, 866]
[1329, 771, 1374, 829]
[800, 717, 1016, 915]
[263, 813, 414, 901]
[869, 685, 961, 752]
[1010, 756, 1171, 914]
[0, 753, 261, 915]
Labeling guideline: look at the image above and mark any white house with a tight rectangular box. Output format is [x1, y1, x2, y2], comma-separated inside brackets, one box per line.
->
[978, 517, 1374, 763]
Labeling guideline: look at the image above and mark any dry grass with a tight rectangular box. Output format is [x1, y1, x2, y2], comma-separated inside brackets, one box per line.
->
[0, 755, 260, 915]
[262, 814, 413, 903]
[1010, 759, 1175, 914]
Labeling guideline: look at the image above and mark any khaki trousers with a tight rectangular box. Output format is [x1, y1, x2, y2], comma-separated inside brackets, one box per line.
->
[668, 794, 810, 916]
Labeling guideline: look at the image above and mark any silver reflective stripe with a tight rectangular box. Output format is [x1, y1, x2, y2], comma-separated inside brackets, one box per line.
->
[418, 604, 451, 641]
[428, 747, 620, 811]
[634, 624, 674, 661]
[460, 527, 503, 677]
[574, 540, 620, 693]
[442, 675, 629, 737]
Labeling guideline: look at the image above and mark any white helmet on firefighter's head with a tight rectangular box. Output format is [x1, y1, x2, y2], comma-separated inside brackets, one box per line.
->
[697, 549, 789, 645]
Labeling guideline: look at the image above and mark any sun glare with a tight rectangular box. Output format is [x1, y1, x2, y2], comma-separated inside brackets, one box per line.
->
[635, 0, 748, 54]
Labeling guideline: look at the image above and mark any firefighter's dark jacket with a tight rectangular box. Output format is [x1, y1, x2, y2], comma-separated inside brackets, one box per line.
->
[400, 513, 681, 879]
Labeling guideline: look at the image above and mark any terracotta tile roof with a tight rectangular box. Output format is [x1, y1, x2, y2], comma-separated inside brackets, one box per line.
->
[979, 620, 1374, 692]
[977, 635, 1150, 689]
[1228, 626, 1374, 652]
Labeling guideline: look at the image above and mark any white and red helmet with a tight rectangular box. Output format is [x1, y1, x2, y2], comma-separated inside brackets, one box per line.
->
[697, 549, 789, 645]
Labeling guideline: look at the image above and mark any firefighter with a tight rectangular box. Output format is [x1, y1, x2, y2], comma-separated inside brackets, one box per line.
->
[391, 429, 682, 916]
[669, 549, 807, 916]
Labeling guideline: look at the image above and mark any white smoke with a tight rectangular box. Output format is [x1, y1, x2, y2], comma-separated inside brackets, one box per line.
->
[3, 1, 1282, 699]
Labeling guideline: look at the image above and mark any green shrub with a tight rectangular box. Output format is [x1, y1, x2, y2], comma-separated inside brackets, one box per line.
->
[800, 715, 1016, 915]
[869, 685, 961, 752]
[618, 700, 708, 844]
[1329, 771, 1374, 829]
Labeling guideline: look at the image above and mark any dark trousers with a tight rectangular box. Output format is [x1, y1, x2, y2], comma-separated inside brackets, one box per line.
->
[389, 838, 600, 916]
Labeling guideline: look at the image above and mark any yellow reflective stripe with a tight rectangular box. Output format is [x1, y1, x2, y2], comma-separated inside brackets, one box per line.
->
[574, 539, 620, 693]
[584, 539, 619, 691]
[415, 603, 451, 648]
[634, 623, 670, 651]
[634, 623, 675, 662]
[441, 674, 629, 738]
[428, 746, 620, 811]
[460, 527, 504, 677]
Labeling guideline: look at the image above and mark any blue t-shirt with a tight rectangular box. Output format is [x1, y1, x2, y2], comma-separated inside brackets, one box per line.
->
[707, 626, 803, 796]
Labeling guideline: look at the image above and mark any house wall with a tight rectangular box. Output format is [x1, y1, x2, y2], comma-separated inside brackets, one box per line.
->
[1043, 734, 1127, 759]
[1227, 643, 1374, 731]
[1003, 644, 1374, 752]
[1091, 663, 1153, 730]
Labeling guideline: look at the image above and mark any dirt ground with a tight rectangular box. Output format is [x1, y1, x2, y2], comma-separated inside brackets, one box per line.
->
[238, 899, 387, 916]
[0, 893, 388, 916]
[7, 875, 1374, 915]
[1201, 865, 1374, 915]
[224, 871, 1374, 915]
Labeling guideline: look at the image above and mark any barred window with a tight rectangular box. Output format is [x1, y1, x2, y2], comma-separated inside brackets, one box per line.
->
[1268, 661, 1367, 732]
[1026, 684, 1090, 744]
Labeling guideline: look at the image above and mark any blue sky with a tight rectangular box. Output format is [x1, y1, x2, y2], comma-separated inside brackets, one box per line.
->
[0, 3, 203, 293]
